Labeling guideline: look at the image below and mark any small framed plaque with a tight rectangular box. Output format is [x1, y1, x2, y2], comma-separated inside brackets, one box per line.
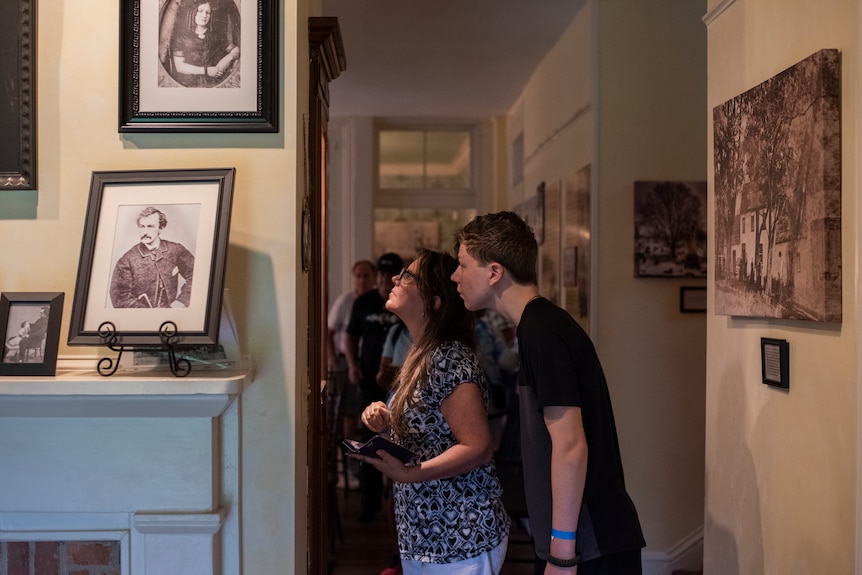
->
[680, 286, 707, 313]
[761, 337, 790, 390]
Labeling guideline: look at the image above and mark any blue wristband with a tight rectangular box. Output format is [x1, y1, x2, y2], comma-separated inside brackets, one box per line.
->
[551, 529, 576, 540]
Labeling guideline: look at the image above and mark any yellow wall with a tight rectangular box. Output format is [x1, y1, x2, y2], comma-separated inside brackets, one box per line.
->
[594, 0, 708, 554]
[705, 1, 858, 573]
[0, 0, 313, 571]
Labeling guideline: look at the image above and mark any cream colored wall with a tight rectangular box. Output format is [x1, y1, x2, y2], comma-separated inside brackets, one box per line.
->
[704, 1, 858, 574]
[510, 0, 707, 554]
[515, 2, 593, 207]
[0, 0, 312, 572]
[594, 0, 708, 554]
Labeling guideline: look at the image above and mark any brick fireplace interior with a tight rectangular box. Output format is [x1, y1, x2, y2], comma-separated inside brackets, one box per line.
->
[0, 541, 120, 575]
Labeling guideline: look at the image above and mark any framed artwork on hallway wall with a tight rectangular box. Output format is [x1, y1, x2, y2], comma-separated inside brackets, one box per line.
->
[119, 0, 279, 132]
[68, 168, 235, 348]
[0, 0, 36, 190]
[564, 165, 591, 333]
[713, 49, 841, 322]
[634, 181, 707, 279]
[515, 182, 545, 245]
[539, 180, 561, 306]
[0, 292, 64, 376]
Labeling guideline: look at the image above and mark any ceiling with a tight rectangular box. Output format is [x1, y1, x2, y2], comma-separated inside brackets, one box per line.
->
[320, 0, 586, 119]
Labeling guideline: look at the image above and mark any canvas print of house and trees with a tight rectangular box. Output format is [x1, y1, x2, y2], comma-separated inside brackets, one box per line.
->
[713, 49, 841, 322]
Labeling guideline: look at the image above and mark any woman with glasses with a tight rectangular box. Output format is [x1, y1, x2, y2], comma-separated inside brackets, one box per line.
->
[353, 249, 510, 574]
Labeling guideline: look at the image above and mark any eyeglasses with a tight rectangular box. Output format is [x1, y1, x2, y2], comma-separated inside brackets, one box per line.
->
[396, 268, 420, 286]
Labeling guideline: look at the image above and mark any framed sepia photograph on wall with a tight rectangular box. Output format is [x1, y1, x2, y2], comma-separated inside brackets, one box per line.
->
[0, 292, 64, 376]
[119, 0, 278, 132]
[0, 0, 36, 190]
[68, 168, 235, 347]
[634, 181, 707, 278]
[713, 49, 841, 322]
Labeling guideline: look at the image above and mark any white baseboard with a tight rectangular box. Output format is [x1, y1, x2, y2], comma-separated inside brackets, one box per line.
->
[642, 526, 704, 575]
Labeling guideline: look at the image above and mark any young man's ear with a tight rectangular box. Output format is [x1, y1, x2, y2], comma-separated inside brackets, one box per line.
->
[487, 262, 504, 286]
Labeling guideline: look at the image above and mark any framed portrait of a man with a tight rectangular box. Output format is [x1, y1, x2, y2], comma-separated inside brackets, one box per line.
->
[119, 0, 278, 132]
[68, 168, 235, 347]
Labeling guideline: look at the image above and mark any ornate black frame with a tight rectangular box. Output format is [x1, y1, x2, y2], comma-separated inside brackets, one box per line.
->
[119, 0, 278, 133]
[0, 0, 36, 190]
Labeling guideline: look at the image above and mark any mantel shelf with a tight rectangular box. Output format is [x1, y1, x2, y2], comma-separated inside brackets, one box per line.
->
[0, 358, 252, 418]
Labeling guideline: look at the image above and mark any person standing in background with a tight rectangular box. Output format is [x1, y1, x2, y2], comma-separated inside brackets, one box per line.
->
[452, 212, 644, 575]
[327, 259, 377, 445]
[375, 321, 412, 393]
[345, 252, 404, 522]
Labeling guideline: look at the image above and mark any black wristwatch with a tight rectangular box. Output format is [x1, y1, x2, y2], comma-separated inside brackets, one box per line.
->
[547, 553, 581, 568]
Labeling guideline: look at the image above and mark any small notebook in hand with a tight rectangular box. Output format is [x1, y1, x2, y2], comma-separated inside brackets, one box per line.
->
[342, 435, 420, 466]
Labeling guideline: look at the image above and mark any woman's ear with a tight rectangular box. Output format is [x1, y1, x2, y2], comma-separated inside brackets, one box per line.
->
[433, 295, 441, 310]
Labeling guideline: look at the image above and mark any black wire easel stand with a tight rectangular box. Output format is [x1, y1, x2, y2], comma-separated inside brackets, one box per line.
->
[97, 321, 192, 378]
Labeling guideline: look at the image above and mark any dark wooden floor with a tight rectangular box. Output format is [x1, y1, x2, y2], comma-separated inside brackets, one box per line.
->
[328, 462, 536, 575]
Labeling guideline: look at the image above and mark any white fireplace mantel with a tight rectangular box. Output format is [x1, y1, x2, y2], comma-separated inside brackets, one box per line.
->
[0, 364, 250, 418]
[0, 358, 252, 575]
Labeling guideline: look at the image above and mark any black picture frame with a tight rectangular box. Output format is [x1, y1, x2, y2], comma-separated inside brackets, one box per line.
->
[0, 0, 37, 190]
[0, 292, 64, 376]
[761, 337, 790, 390]
[634, 181, 708, 278]
[68, 168, 235, 347]
[119, 0, 278, 133]
[515, 182, 545, 245]
[679, 286, 707, 313]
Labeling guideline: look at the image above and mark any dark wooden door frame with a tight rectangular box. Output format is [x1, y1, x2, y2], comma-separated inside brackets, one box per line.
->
[307, 17, 345, 575]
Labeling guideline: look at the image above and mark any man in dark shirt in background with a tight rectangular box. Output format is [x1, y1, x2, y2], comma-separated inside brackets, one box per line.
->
[345, 252, 404, 522]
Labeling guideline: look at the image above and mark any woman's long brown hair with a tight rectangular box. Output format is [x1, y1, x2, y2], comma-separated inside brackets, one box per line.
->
[388, 249, 475, 439]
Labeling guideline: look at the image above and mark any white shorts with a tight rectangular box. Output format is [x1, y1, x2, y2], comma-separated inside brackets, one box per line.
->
[400, 539, 508, 575]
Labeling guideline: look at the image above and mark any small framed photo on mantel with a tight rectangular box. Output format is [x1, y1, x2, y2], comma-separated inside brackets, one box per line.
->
[0, 292, 65, 376]
[119, 0, 279, 133]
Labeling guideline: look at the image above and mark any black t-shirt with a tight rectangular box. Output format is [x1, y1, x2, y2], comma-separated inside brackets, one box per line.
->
[517, 297, 644, 563]
[346, 289, 400, 389]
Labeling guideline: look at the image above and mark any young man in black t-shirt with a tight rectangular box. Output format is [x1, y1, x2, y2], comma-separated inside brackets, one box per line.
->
[452, 212, 644, 575]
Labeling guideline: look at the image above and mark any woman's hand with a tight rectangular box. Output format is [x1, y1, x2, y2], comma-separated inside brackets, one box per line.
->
[360, 401, 391, 433]
[348, 449, 422, 483]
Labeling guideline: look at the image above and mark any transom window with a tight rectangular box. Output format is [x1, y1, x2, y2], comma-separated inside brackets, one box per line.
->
[378, 128, 472, 190]
[373, 124, 478, 258]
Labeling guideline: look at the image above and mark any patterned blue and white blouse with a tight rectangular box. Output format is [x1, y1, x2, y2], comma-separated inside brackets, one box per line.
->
[392, 340, 511, 563]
